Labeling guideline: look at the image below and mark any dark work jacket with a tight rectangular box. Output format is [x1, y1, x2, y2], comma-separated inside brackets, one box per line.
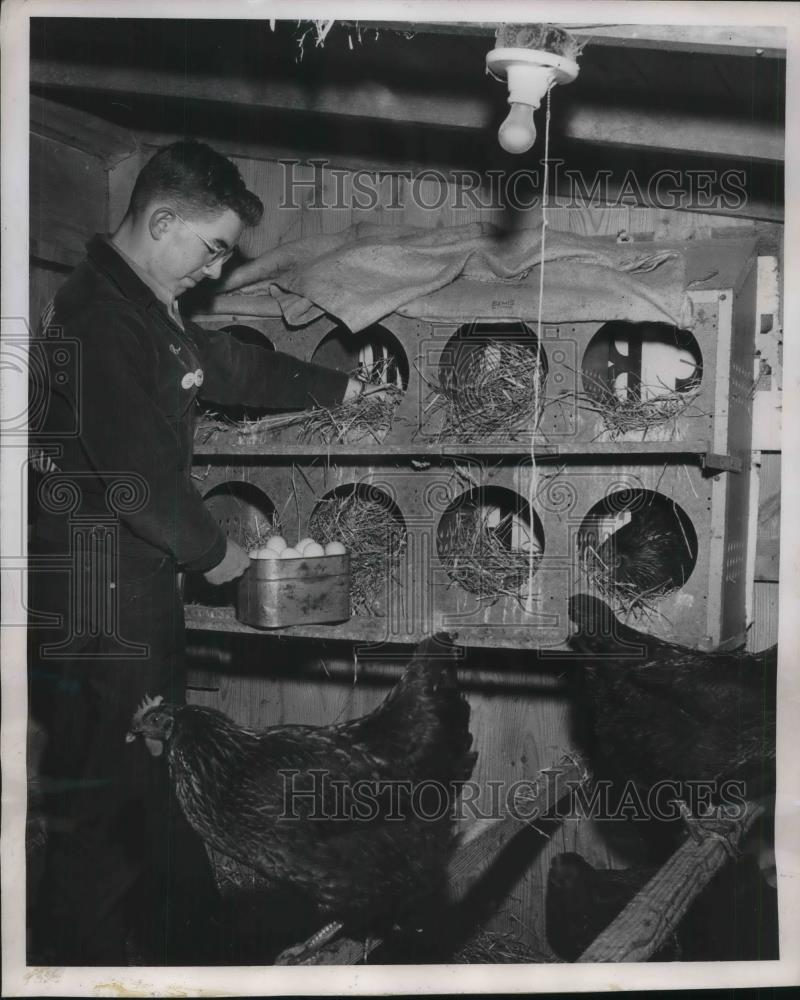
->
[31, 236, 350, 571]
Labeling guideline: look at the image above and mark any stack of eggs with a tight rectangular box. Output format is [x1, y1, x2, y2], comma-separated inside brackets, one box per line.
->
[249, 535, 348, 560]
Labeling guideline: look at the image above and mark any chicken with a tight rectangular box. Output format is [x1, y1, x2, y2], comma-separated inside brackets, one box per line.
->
[546, 853, 678, 961]
[546, 850, 778, 962]
[125, 633, 477, 945]
[567, 594, 776, 796]
[592, 499, 696, 598]
[567, 594, 777, 865]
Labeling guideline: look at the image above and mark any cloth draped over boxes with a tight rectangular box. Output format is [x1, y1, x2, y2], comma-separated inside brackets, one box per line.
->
[210, 222, 693, 331]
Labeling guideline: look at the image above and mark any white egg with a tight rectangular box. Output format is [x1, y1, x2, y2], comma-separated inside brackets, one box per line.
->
[324, 541, 347, 556]
[303, 542, 325, 558]
[265, 535, 287, 553]
[296, 536, 316, 554]
[279, 547, 302, 559]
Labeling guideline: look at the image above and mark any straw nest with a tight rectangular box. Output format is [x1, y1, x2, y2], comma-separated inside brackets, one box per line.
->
[308, 488, 407, 616]
[578, 504, 695, 618]
[580, 541, 678, 619]
[198, 359, 403, 447]
[452, 927, 551, 964]
[579, 369, 704, 440]
[427, 341, 547, 442]
[495, 23, 584, 62]
[241, 512, 283, 553]
[438, 508, 542, 603]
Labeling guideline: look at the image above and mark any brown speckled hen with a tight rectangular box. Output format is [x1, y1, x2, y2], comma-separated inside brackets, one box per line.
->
[125, 633, 477, 939]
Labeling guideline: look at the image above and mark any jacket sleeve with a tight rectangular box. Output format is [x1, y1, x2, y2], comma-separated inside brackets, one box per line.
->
[64, 305, 227, 572]
[192, 325, 351, 409]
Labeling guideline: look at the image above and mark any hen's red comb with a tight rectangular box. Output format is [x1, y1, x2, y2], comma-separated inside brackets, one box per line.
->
[130, 693, 164, 729]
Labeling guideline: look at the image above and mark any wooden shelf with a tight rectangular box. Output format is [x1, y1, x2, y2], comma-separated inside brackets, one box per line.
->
[184, 604, 576, 651]
[193, 431, 741, 472]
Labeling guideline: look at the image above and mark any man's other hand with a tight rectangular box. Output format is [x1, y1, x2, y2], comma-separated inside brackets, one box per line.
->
[203, 538, 251, 585]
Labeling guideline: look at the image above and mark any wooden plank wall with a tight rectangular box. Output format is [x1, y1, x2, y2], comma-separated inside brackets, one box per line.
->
[749, 450, 781, 652]
[222, 153, 779, 262]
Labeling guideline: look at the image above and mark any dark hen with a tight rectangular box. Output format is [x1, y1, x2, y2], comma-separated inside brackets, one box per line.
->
[546, 850, 778, 962]
[126, 633, 477, 940]
[567, 594, 777, 805]
[594, 500, 696, 598]
[546, 852, 678, 961]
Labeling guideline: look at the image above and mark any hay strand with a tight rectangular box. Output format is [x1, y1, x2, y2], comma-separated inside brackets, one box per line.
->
[241, 511, 283, 553]
[438, 507, 542, 604]
[308, 488, 407, 616]
[578, 500, 693, 621]
[577, 368, 704, 440]
[198, 358, 403, 446]
[452, 927, 550, 964]
[494, 23, 584, 61]
[426, 341, 547, 442]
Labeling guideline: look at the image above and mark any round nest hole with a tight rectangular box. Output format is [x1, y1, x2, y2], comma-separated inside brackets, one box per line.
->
[578, 489, 698, 616]
[581, 322, 703, 437]
[301, 323, 407, 445]
[432, 322, 548, 441]
[308, 483, 407, 616]
[185, 481, 280, 606]
[312, 323, 409, 390]
[437, 486, 545, 602]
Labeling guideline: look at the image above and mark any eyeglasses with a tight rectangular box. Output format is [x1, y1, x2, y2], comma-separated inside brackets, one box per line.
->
[171, 210, 234, 266]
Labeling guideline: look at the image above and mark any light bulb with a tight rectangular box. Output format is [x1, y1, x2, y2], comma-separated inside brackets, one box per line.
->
[498, 102, 537, 154]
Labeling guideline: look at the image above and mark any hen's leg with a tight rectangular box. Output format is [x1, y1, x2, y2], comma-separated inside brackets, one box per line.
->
[676, 799, 741, 859]
[274, 920, 344, 965]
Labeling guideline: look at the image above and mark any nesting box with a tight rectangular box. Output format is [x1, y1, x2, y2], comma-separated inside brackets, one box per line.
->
[185, 454, 744, 650]
[188, 238, 757, 650]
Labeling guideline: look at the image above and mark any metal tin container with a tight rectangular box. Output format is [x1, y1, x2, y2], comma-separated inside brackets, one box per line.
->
[237, 553, 351, 629]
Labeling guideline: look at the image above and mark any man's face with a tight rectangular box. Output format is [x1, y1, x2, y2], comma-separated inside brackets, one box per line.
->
[157, 207, 245, 297]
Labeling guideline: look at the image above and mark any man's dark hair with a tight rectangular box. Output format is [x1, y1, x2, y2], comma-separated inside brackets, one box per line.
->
[127, 139, 264, 227]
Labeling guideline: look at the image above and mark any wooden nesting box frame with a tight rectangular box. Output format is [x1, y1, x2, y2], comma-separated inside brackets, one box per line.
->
[188, 238, 756, 651]
[185, 455, 742, 650]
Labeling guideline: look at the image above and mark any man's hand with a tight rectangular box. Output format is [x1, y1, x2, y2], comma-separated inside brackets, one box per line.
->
[203, 537, 251, 585]
[343, 377, 365, 403]
[343, 378, 396, 403]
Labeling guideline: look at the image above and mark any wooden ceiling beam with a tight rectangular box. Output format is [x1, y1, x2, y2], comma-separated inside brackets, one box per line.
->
[343, 21, 786, 59]
[31, 60, 784, 163]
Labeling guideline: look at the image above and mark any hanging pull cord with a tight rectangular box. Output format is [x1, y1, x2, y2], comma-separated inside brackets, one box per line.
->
[526, 85, 552, 613]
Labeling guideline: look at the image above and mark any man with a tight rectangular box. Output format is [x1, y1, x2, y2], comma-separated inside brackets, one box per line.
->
[27, 139, 367, 965]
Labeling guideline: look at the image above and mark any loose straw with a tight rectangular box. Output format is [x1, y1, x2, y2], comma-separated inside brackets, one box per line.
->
[526, 86, 552, 613]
